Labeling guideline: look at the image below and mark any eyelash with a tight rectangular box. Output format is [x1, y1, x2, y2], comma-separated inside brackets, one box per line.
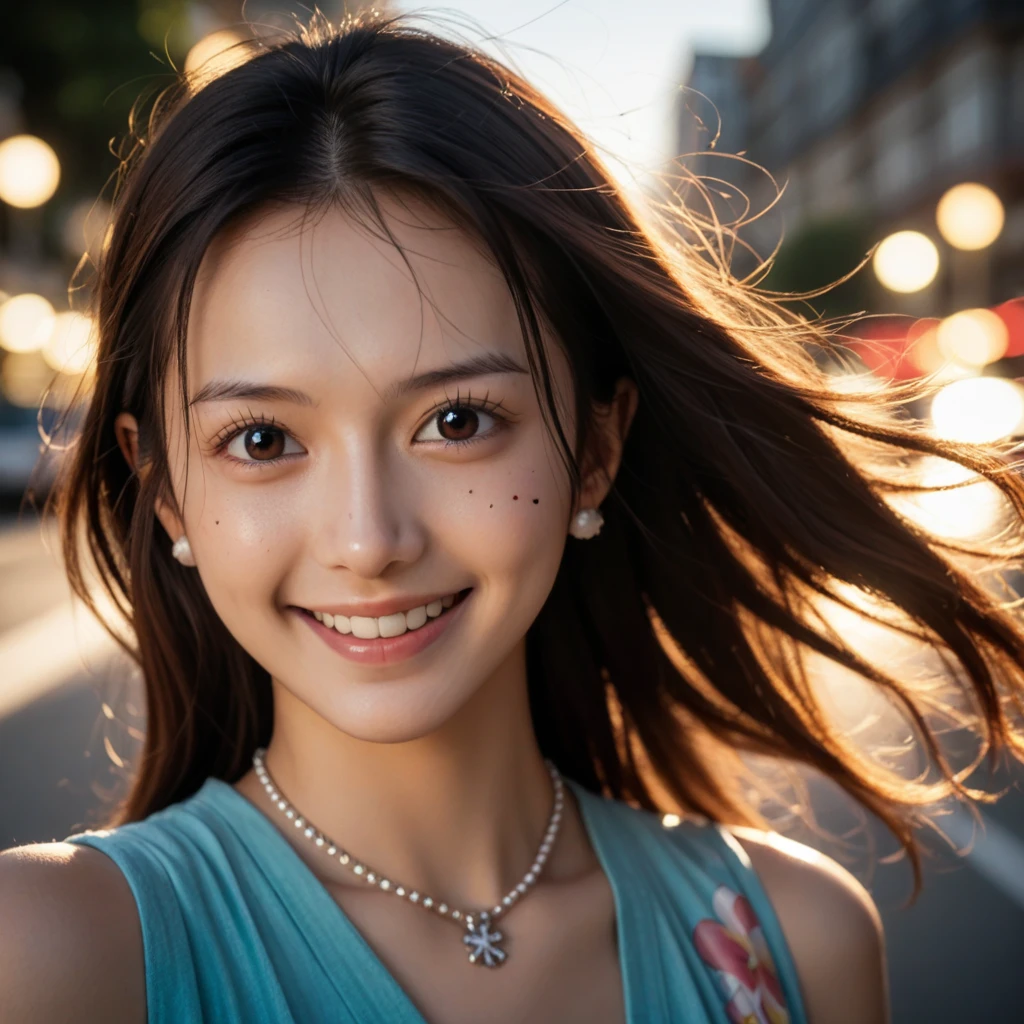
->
[211, 391, 510, 469]
[211, 412, 292, 472]
[423, 389, 510, 449]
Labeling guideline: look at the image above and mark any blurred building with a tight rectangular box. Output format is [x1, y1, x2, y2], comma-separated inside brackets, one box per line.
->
[678, 0, 1024, 314]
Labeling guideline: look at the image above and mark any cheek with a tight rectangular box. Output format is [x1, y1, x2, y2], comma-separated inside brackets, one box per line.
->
[180, 470, 303, 613]
[428, 445, 572, 584]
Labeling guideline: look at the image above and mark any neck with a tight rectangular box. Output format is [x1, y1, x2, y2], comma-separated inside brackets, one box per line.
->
[254, 643, 558, 911]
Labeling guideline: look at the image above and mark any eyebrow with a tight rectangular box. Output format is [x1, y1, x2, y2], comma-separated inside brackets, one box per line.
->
[188, 352, 529, 407]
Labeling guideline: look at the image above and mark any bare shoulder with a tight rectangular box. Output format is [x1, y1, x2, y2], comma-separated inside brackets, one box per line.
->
[0, 841, 146, 1024]
[730, 827, 890, 1024]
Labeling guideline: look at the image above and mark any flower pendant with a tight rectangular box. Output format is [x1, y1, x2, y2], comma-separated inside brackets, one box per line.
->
[462, 913, 507, 967]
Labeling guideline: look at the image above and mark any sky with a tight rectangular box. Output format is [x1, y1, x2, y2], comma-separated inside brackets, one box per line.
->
[392, 0, 771, 195]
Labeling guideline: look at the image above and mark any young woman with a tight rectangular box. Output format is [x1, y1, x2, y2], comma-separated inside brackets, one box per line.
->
[4, 10, 1024, 1023]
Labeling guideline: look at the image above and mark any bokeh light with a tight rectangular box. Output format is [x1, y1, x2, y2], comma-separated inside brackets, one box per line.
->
[873, 231, 940, 293]
[930, 376, 1024, 444]
[0, 351, 51, 407]
[0, 293, 56, 353]
[61, 198, 112, 261]
[906, 320, 946, 375]
[0, 135, 61, 208]
[936, 183, 1005, 251]
[993, 298, 1024, 357]
[42, 312, 97, 376]
[185, 30, 252, 88]
[936, 308, 1010, 367]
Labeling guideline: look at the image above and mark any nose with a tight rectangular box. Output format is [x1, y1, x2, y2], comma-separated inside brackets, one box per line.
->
[309, 443, 426, 578]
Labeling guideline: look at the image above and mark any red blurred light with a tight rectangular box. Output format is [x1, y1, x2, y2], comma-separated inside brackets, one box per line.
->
[993, 298, 1024, 358]
[846, 301, 1024, 378]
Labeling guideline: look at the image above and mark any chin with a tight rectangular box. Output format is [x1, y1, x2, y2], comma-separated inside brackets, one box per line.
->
[316, 678, 481, 745]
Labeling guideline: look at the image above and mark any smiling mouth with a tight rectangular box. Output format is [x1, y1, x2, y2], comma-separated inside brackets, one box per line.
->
[297, 587, 473, 640]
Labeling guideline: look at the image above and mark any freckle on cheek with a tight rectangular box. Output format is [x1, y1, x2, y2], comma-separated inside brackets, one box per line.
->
[532, 499, 539, 504]
[513, 495, 518, 500]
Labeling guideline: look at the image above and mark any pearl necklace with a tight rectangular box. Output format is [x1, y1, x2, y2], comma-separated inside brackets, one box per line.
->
[252, 747, 564, 968]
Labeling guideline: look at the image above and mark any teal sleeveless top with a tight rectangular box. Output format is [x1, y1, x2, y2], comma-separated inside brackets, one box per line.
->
[64, 775, 808, 1023]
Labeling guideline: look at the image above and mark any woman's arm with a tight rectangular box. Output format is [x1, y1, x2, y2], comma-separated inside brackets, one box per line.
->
[732, 828, 890, 1024]
[0, 843, 146, 1023]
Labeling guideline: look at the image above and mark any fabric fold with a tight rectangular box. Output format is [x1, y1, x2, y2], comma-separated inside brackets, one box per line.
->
[65, 773, 808, 1023]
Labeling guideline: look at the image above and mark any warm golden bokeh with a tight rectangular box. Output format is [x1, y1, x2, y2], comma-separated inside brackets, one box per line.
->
[42, 311, 98, 376]
[184, 29, 254, 90]
[936, 308, 1010, 367]
[0, 293, 56, 354]
[936, 182, 1005, 251]
[930, 376, 1024, 444]
[873, 230, 940, 294]
[0, 134, 61, 208]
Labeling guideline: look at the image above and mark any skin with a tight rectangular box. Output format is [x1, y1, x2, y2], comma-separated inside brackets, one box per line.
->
[0, 191, 889, 1023]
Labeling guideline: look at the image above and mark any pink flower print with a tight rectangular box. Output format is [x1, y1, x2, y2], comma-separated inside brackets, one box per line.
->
[692, 884, 790, 1024]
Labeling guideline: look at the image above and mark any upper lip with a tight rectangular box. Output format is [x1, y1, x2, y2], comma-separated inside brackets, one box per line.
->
[297, 588, 469, 619]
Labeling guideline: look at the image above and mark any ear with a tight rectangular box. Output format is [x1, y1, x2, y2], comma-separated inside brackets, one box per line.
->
[576, 376, 639, 513]
[113, 411, 186, 545]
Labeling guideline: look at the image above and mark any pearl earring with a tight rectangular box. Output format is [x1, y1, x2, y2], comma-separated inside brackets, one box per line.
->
[569, 507, 604, 540]
[171, 535, 196, 566]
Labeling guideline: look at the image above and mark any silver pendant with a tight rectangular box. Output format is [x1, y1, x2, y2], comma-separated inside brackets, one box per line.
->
[462, 912, 507, 967]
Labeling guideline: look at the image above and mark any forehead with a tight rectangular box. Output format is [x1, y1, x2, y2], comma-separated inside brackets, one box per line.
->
[185, 192, 524, 394]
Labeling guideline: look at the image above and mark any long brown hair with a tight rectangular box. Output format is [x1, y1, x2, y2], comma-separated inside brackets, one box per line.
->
[50, 9, 1024, 892]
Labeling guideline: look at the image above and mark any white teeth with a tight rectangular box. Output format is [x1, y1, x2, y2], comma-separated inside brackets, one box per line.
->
[350, 616, 380, 640]
[311, 592, 464, 639]
[378, 612, 407, 639]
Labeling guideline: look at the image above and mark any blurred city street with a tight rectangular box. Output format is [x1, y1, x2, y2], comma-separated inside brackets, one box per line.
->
[0, 512, 138, 846]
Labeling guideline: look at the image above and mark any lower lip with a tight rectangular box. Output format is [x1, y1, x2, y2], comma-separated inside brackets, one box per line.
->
[295, 589, 473, 665]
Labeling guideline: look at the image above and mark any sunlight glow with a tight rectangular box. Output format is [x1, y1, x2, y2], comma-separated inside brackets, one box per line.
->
[897, 456, 1008, 540]
[392, 0, 770, 197]
[930, 376, 1024, 444]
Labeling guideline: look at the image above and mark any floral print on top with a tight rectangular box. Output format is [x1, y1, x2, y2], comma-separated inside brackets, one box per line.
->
[693, 884, 791, 1024]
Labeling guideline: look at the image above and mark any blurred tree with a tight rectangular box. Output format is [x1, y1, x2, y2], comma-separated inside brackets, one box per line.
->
[760, 214, 876, 320]
[0, 2, 192, 257]
[0, 1, 364, 265]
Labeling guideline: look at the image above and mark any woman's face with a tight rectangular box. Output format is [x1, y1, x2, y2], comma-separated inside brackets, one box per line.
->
[142, 194, 610, 743]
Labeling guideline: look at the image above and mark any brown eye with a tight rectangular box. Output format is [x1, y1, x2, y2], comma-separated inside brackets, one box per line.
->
[223, 424, 304, 464]
[415, 404, 500, 447]
[244, 427, 284, 460]
[438, 407, 479, 442]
